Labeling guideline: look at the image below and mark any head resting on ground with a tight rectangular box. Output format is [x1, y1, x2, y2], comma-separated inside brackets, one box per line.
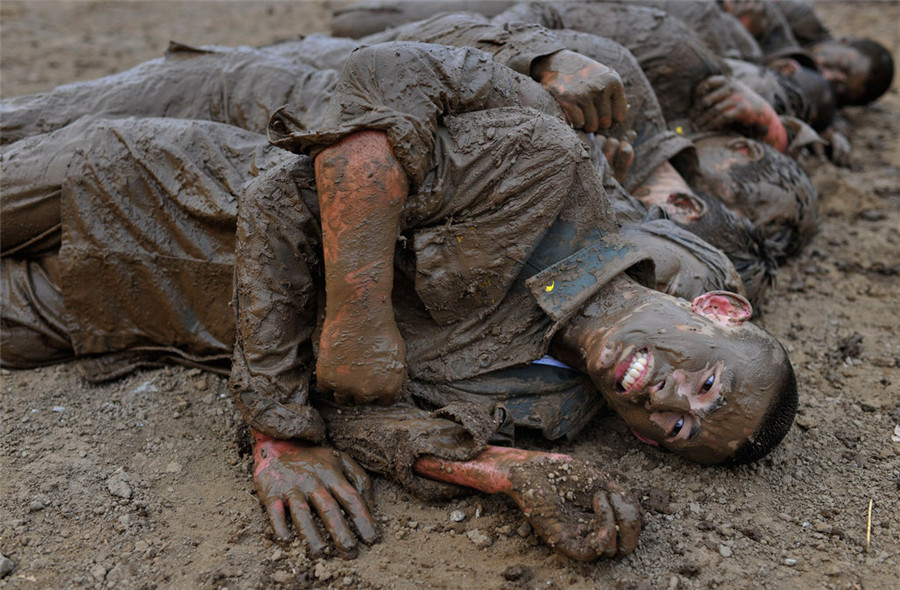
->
[580, 288, 797, 465]
[811, 37, 895, 106]
[691, 133, 819, 260]
[661, 186, 776, 307]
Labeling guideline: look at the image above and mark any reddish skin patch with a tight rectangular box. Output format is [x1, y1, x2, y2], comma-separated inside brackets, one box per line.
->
[414, 446, 642, 561]
[252, 430, 378, 557]
[691, 291, 753, 326]
[695, 75, 789, 153]
[314, 130, 410, 405]
[532, 49, 628, 133]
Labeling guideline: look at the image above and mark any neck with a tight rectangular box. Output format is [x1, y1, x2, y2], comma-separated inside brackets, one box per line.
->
[549, 274, 651, 372]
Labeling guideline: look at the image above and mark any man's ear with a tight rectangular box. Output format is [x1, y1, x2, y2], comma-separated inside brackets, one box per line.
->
[691, 291, 753, 326]
[667, 191, 707, 222]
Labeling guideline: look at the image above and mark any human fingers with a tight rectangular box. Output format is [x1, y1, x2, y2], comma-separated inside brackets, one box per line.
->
[330, 479, 379, 544]
[340, 452, 374, 506]
[287, 493, 328, 557]
[607, 482, 642, 556]
[601, 136, 620, 162]
[592, 491, 619, 558]
[700, 85, 736, 109]
[590, 86, 612, 131]
[696, 75, 729, 97]
[612, 142, 634, 184]
[581, 98, 601, 134]
[609, 78, 628, 126]
[566, 100, 586, 130]
[308, 486, 357, 554]
[265, 497, 293, 543]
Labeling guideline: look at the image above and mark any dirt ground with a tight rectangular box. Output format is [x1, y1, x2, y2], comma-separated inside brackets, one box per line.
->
[1, 1, 898, 589]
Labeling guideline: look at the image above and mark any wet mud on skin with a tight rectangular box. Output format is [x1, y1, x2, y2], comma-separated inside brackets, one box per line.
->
[2, 2, 899, 589]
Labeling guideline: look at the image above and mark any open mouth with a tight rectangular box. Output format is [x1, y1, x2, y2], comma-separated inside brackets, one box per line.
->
[617, 349, 650, 394]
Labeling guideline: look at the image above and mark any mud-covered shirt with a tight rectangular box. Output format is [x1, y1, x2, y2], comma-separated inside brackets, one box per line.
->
[490, 2, 730, 124]
[232, 42, 651, 439]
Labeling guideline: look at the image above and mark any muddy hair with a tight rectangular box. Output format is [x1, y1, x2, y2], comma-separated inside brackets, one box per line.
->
[726, 343, 798, 465]
[721, 142, 819, 260]
[846, 38, 895, 106]
[671, 191, 776, 307]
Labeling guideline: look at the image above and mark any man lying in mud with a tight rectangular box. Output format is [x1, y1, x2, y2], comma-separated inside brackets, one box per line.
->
[1, 42, 798, 561]
[327, 2, 821, 272]
[719, 0, 895, 108]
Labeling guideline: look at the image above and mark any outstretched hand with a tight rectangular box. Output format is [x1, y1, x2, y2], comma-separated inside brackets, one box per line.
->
[505, 454, 641, 561]
[533, 50, 628, 133]
[414, 446, 641, 561]
[252, 430, 378, 557]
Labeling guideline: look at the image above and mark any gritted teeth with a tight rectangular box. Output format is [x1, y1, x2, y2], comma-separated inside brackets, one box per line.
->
[619, 350, 649, 392]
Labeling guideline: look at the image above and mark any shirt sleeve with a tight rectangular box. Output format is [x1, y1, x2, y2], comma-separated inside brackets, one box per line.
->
[230, 157, 327, 442]
[267, 42, 563, 190]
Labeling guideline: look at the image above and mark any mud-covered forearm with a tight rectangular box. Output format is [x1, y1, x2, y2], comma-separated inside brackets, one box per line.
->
[314, 130, 409, 406]
[413, 446, 569, 494]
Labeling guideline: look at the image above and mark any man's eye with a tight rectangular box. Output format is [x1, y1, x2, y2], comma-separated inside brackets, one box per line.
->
[671, 416, 684, 437]
[701, 374, 716, 392]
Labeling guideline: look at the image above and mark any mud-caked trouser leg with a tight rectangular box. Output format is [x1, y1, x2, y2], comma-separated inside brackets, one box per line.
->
[2, 118, 282, 376]
[0, 46, 336, 144]
[229, 157, 328, 442]
[0, 117, 104, 367]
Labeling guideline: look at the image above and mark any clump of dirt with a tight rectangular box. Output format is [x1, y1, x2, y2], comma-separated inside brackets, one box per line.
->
[1, 2, 899, 589]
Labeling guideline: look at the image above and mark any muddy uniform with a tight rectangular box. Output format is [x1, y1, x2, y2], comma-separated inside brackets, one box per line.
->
[1, 43, 653, 448]
[0, 15, 567, 146]
[331, 1, 729, 127]
[351, 12, 694, 193]
[487, 3, 731, 131]
[598, 0, 764, 63]
[771, 1, 833, 47]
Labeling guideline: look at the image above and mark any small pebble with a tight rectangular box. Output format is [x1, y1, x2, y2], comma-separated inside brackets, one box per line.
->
[516, 522, 532, 538]
[784, 558, 797, 566]
[466, 529, 492, 548]
[718, 544, 732, 558]
[502, 564, 532, 582]
[90, 564, 107, 582]
[0, 554, 14, 578]
[314, 562, 331, 581]
[450, 510, 466, 522]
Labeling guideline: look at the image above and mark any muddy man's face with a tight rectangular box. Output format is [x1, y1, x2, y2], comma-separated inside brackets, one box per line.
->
[811, 40, 871, 105]
[585, 291, 789, 464]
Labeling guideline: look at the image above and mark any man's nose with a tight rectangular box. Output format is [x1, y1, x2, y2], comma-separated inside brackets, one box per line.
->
[648, 382, 693, 412]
